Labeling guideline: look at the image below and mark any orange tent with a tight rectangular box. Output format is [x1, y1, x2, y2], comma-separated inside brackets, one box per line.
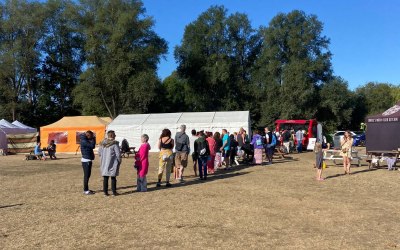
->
[40, 116, 111, 153]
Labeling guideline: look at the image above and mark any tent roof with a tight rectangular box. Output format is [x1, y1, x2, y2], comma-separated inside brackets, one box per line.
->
[366, 102, 400, 123]
[0, 119, 20, 128]
[12, 120, 35, 129]
[109, 111, 250, 126]
[41, 116, 110, 128]
[100, 117, 112, 123]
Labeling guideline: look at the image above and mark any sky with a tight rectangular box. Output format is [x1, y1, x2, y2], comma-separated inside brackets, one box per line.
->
[142, 0, 400, 90]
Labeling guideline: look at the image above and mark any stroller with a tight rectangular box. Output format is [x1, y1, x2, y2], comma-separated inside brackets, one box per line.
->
[241, 143, 254, 163]
[120, 139, 134, 158]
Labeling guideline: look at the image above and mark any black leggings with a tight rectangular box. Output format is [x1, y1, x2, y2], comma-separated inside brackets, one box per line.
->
[82, 161, 92, 192]
[103, 176, 117, 194]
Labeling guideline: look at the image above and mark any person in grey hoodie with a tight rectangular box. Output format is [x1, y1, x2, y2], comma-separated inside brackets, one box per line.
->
[99, 130, 121, 196]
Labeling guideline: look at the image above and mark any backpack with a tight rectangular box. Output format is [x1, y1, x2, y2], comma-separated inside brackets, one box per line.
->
[196, 139, 209, 156]
[270, 133, 277, 147]
[255, 135, 264, 146]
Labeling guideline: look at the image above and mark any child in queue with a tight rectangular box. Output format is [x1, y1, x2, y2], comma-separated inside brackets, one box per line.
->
[135, 134, 150, 192]
[314, 142, 324, 181]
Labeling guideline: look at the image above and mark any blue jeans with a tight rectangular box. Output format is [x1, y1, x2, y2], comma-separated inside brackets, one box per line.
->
[297, 143, 302, 153]
[198, 156, 208, 178]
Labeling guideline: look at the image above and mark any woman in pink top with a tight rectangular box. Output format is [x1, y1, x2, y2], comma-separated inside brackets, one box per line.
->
[206, 132, 216, 174]
[135, 134, 151, 192]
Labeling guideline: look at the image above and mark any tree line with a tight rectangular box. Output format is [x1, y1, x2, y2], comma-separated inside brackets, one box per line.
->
[0, 1, 398, 132]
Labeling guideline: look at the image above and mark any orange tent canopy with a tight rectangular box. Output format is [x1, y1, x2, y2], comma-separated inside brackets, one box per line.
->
[40, 116, 111, 153]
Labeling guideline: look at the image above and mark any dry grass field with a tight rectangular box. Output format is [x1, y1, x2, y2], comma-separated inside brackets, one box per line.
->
[1, 149, 400, 249]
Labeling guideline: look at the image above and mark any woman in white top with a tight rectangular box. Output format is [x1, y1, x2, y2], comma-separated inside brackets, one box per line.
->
[340, 130, 354, 175]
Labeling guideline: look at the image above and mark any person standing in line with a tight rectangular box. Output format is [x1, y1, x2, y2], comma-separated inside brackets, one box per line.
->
[213, 132, 223, 170]
[340, 130, 353, 175]
[157, 129, 174, 187]
[264, 127, 276, 165]
[295, 129, 304, 153]
[282, 129, 291, 153]
[189, 129, 198, 177]
[251, 130, 264, 165]
[206, 132, 216, 174]
[220, 129, 231, 169]
[229, 134, 239, 166]
[314, 142, 324, 181]
[174, 125, 190, 183]
[80, 131, 96, 195]
[194, 130, 210, 180]
[263, 127, 271, 163]
[99, 130, 121, 196]
[135, 134, 150, 192]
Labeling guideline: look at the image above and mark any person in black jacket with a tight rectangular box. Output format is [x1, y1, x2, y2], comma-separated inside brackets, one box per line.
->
[194, 131, 210, 180]
[80, 131, 96, 195]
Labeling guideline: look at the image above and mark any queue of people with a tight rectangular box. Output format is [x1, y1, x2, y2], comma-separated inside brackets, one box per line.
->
[79, 125, 345, 195]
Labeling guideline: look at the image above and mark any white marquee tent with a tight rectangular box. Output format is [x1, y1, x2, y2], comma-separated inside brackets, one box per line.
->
[107, 111, 251, 152]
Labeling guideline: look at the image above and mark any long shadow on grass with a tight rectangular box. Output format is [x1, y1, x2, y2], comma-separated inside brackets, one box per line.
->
[118, 171, 251, 195]
[0, 203, 23, 209]
[325, 168, 378, 179]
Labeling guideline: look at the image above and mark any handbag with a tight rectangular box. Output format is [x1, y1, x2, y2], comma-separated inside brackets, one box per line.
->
[341, 148, 348, 154]
[322, 161, 327, 169]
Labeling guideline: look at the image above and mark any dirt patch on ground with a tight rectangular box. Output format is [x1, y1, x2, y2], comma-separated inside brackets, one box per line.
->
[1, 149, 400, 249]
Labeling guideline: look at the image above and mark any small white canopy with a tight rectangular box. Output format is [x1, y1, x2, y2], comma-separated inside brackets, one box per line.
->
[12, 120, 37, 133]
[107, 111, 251, 152]
[0, 119, 20, 128]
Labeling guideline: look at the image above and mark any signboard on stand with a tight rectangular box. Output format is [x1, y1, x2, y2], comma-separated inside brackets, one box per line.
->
[307, 138, 317, 151]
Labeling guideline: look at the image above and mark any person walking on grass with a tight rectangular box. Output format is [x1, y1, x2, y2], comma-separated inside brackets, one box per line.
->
[340, 130, 353, 175]
[174, 125, 190, 183]
[135, 134, 150, 192]
[194, 131, 210, 180]
[314, 142, 324, 181]
[99, 130, 121, 196]
[157, 129, 174, 188]
[80, 131, 96, 195]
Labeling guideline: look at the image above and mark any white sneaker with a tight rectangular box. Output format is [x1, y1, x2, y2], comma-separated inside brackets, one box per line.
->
[83, 190, 95, 195]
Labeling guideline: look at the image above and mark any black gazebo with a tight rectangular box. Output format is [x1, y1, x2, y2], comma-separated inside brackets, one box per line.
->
[366, 102, 400, 151]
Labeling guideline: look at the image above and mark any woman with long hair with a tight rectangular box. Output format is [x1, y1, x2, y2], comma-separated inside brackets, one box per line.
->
[157, 128, 174, 187]
[213, 132, 222, 170]
[340, 130, 354, 175]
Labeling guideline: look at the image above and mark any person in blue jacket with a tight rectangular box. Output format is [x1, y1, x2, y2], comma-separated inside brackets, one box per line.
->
[80, 131, 96, 195]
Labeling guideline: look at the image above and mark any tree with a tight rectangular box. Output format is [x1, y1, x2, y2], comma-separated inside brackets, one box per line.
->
[0, 0, 46, 122]
[35, 0, 84, 125]
[355, 82, 396, 115]
[253, 10, 332, 126]
[161, 71, 188, 112]
[317, 77, 354, 131]
[74, 0, 167, 118]
[174, 6, 262, 112]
